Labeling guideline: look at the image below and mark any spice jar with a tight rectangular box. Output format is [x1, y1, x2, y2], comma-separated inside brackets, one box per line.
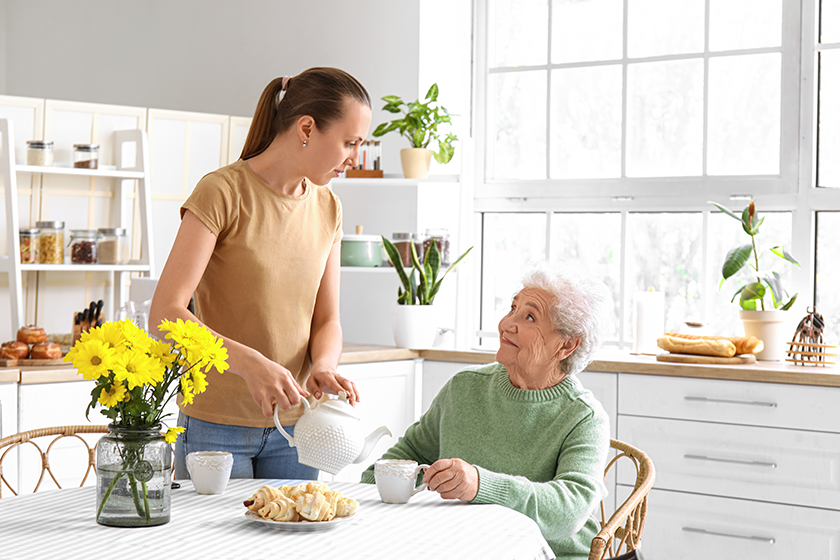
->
[36, 221, 65, 264]
[97, 228, 130, 264]
[19, 229, 40, 263]
[69, 229, 100, 264]
[73, 144, 100, 169]
[390, 233, 424, 267]
[423, 228, 451, 267]
[26, 141, 54, 166]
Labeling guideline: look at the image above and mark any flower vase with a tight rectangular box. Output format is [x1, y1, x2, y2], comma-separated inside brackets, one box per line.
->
[96, 424, 172, 527]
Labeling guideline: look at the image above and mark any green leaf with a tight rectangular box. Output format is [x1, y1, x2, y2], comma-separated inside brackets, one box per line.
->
[763, 271, 783, 306]
[428, 246, 473, 303]
[382, 237, 414, 299]
[730, 284, 747, 303]
[709, 201, 742, 222]
[426, 83, 439, 102]
[770, 245, 800, 266]
[412, 129, 426, 148]
[740, 281, 765, 305]
[373, 122, 400, 137]
[381, 95, 403, 104]
[780, 293, 798, 310]
[722, 244, 752, 280]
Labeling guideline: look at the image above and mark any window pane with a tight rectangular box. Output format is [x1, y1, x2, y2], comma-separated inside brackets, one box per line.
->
[709, 0, 782, 51]
[627, 0, 704, 58]
[489, 71, 547, 180]
[626, 60, 704, 177]
[551, 0, 623, 63]
[708, 210, 793, 335]
[550, 66, 622, 179]
[627, 213, 703, 337]
[490, 0, 548, 67]
[708, 54, 781, 175]
[818, 51, 840, 188]
[823, 0, 840, 44]
[481, 213, 548, 334]
[552, 213, 621, 340]
[816, 212, 840, 345]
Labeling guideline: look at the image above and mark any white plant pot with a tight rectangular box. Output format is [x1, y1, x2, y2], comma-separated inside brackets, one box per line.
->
[399, 148, 432, 179]
[740, 309, 792, 362]
[392, 304, 438, 349]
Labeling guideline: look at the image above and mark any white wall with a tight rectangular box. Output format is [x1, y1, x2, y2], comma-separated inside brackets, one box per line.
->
[0, 0, 6, 94]
[1, 0, 420, 173]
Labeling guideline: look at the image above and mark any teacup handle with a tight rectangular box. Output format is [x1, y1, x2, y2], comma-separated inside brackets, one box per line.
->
[412, 464, 431, 496]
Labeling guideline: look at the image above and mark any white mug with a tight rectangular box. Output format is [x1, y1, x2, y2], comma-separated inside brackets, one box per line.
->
[186, 451, 233, 495]
[374, 459, 430, 504]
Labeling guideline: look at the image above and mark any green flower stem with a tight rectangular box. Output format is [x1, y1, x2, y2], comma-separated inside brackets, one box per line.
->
[96, 470, 124, 522]
[141, 481, 150, 523]
[750, 233, 764, 310]
[127, 473, 147, 519]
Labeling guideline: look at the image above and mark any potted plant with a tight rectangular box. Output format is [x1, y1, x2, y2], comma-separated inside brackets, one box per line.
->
[381, 237, 472, 348]
[711, 200, 799, 361]
[372, 84, 458, 179]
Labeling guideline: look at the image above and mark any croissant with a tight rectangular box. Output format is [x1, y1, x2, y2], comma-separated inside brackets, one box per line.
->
[250, 485, 282, 511]
[259, 494, 299, 522]
[334, 496, 359, 518]
[296, 492, 333, 522]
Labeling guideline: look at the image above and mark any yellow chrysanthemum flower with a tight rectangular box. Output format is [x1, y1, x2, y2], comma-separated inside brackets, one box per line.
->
[149, 339, 177, 367]
[98, 382, 128, 407]
[113, 348, 165, 390]
[202, 336, 230, 374]
[85, 322, 128, 350]
[118, 319, 153, 352]
[70, 339, 116, 381]
[180, 378, 195, 405]
[164, 426, 185, 444]
[190, 370, 209, 394]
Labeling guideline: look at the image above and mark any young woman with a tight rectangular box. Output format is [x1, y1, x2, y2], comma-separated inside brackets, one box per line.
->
[150, 68, 372, 480]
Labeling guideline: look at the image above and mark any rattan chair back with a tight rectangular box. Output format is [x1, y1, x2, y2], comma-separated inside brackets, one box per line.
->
[0, 425, 109, 498]
[589, 439, 656, 560]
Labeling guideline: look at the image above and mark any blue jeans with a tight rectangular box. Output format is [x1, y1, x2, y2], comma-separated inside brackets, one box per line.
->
[174, 411, 318, 480]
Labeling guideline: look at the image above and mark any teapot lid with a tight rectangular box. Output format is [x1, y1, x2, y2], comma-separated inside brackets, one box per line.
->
[317, 391, 359, 419]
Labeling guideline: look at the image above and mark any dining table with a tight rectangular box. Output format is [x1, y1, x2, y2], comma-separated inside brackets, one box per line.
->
[0, 478, 555, 559]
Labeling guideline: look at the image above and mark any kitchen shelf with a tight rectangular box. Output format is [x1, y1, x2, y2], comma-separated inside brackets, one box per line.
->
[0, 119, 155, 334]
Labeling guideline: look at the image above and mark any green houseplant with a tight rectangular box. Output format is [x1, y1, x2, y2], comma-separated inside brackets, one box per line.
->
[712, 200, 800, 361]
[381, 237, 472, 348]
[372, 84, 458, 178]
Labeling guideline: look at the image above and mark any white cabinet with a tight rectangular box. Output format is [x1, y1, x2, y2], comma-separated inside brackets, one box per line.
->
[616, 374, 840, 559]
[0, 117, 154, 334]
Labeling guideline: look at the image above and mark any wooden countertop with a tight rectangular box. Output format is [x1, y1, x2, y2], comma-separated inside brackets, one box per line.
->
[11, 345, 840, 388]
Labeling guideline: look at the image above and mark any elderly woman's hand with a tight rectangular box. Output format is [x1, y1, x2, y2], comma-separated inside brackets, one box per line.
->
[423, 458, 479, 502]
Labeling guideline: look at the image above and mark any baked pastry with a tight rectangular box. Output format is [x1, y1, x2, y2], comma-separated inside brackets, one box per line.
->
[30, 342, 62, 360]
[657, 335, 736, 357]
[296, 492, 333, 522]
[258, 494, 299, 522]
[334, 496, 360, 518]
[1, 341, 30, 360]
[245, 483, 359, 522]
[17, 325, 46, 344]
[244, 485, 283, 512]
[664, 332, 764, 355]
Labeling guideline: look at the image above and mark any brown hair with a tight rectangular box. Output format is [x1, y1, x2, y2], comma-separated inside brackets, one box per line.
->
[240, 67, 371, 160]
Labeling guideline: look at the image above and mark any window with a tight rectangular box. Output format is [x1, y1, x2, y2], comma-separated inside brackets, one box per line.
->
[816, 212, 840, 344]
[818, 0, 840, 187]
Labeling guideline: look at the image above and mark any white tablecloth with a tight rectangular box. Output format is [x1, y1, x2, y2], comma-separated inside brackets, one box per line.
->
[0, 479, 554, 559]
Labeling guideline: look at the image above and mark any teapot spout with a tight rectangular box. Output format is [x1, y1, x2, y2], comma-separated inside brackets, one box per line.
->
[353, 425, 392, 464]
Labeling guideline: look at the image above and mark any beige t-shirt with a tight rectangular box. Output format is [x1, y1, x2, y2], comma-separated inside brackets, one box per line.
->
[179, 159, 342, 427]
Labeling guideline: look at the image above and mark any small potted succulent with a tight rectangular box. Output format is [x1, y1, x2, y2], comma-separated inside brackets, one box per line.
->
[372, 84, 457, 179]
[381, 237, 472, 348]
[712, 200, 800, 360]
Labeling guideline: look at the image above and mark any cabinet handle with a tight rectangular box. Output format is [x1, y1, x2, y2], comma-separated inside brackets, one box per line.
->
[684, 395, 777, 408]
[683, 527, 775, 544]
[684, 454, 777, 468]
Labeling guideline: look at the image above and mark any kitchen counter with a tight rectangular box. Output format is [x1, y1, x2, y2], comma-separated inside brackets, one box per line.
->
[8, 345, 840, 387]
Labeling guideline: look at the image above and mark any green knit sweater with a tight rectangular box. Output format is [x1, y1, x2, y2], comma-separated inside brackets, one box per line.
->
[361, 362, 610, 559]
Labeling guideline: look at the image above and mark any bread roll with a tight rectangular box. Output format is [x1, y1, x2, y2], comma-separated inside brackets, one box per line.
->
[17, 325, 46, 344]
[1, 341, 30, 360]
[657, 335, 736, 357]
[30, 342, 61, 360]
[664, 333, 764, 355]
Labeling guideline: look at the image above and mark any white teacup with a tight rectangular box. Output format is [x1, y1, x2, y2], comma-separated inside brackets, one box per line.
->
[186, 451, 233, 495]
[374, 459, 430, 504]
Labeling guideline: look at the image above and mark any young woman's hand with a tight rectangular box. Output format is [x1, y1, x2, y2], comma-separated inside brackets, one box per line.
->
[423, 458, 479, 502]
[245, 358, 310, 417]
[306, 366, 359, 405]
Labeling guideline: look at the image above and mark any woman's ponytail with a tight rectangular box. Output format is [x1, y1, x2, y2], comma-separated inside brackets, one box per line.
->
[240, 77, 286, 160]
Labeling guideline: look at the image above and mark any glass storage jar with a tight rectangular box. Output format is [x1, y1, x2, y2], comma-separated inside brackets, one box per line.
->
[19, 228, 40, 263]
[73, 144, 100, 169]
[97, 227, 130, 264]
[423, 228, 451, 267]
[390, 233, 424, 267]
[69, 229, 100, 264]
[25, 140, 54, 166]
[36, 221, 65, 264]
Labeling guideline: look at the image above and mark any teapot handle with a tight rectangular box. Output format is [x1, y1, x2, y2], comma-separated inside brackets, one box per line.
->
[272, 398, 310, 447]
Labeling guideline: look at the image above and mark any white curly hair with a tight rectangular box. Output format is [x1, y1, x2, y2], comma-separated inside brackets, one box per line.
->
[519, 261, 612, 376]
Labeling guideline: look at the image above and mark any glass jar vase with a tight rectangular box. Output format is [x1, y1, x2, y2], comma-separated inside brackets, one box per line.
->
[96, 424, 172, 527]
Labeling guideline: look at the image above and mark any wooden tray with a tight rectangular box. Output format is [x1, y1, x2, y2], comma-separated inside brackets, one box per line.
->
[0, 358, 67, 367]
[656, 353, 756, 365]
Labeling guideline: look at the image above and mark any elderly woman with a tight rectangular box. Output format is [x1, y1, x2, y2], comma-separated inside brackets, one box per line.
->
[361, 261, 612, 558]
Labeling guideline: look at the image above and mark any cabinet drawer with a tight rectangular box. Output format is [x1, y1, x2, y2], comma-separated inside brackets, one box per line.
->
[618, 415, 840, 510]
[618, 374, 840, 432]
[632, 487, 840, 560]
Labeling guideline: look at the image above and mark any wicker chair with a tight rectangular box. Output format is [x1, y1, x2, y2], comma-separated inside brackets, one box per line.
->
[589, 439, 656, 560]
[0, 425, 109, 498]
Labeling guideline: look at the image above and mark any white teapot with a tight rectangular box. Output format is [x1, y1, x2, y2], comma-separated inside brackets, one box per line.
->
[273, 391, 392, 475]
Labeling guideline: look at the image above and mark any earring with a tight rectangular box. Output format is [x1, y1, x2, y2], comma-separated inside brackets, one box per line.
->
[303, 140, 307, 147]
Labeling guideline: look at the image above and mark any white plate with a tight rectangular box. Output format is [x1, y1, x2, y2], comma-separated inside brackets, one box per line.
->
[244, 510, 356, 532]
